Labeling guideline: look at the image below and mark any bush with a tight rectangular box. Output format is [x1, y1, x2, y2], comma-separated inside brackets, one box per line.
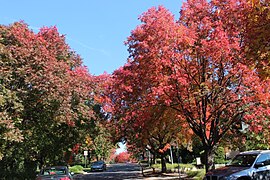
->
[215, 147, 226, 164]
[69, 165, 84, 174]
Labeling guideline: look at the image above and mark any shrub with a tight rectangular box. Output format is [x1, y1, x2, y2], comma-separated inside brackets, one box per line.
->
[214, 147, 226, 164]
[69, 165, 84, 174]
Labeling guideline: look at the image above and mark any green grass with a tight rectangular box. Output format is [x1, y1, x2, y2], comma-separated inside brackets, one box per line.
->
[187, 169, 205, 180]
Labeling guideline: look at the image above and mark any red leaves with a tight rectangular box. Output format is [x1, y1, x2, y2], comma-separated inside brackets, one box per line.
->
[1, 22, 95, 126]
[115, 152, 131, 163]
[108, 0, 270, 159]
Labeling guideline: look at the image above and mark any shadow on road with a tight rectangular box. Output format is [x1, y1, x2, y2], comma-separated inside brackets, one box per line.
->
[74, 163, 143, 180]
[74, 163, 188, 180]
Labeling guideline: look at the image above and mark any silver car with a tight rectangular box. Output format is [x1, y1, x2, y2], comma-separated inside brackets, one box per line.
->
[204, 150, 270, 180]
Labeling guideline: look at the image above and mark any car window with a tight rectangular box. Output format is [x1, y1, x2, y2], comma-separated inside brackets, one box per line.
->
[93, 161, 104, 165]
[256, 154, 270, 166]
[228, 154, 257, 167]
[41, 168, 66, 175]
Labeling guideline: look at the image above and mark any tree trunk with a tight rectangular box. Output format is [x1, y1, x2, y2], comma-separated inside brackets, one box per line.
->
[39, 156, 45, 169]
[161, 154, 167, 173]
[205, 146, 215, 172]
[152, 153, 156, 165]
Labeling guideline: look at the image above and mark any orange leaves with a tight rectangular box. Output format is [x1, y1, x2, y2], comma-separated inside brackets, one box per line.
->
[244, 0, 270, 79]
[115, 151, 131, 163]
[159, 143, 171, 153]
[107, 0, 270, 163]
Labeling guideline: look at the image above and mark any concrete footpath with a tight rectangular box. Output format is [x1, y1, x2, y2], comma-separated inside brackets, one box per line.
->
[140, 167, 191, 179]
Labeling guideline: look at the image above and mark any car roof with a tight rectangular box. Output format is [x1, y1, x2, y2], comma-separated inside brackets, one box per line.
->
[238, 150, 270, 155]
[93, 160, 105, 163]
[43, 166, 68, 169]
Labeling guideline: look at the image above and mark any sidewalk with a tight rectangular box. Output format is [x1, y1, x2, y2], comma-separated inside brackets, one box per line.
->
[140, 166, 190, 179]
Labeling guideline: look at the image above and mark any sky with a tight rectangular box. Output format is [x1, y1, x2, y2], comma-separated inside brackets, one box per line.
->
[0, 0, 183, 75]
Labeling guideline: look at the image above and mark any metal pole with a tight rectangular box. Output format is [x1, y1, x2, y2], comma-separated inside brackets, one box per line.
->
[148, 150, 151, 167]
[85, 155, 87, 168]
[177, 142, 180, 179]
[170, 145, 174, 165]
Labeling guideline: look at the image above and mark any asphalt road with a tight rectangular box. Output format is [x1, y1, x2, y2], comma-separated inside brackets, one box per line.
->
[73, 163, 144, 180]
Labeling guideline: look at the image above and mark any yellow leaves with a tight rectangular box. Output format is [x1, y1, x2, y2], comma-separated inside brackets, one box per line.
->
[250, 0, 260, 7]
[245, 0, 270, 79]
[85, 135, 93, 146]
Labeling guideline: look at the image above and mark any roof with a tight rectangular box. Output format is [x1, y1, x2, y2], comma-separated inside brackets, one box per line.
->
[239, 150, 270, 155]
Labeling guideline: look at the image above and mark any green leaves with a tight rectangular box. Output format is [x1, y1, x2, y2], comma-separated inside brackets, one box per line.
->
[0, 22, 98, 177]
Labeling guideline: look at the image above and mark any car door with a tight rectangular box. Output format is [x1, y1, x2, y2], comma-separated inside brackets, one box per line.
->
[253, 153, 270, 180]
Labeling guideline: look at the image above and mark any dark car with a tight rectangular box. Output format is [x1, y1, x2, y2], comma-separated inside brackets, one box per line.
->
[36, 166, 74, 180]
[204, 150, 270, 180]
[91, 160, 107, 171]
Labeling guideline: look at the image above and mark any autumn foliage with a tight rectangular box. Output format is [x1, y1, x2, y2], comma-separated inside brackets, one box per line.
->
[245, 0, 270, 79]
[108, 0, 269, 172]
[115, 152, 131, 163]
[0, 22, 98, 177]
[0, 0, 269, 176]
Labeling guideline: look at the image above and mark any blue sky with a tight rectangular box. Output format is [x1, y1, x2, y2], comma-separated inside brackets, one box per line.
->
[1, 1, 183, 75]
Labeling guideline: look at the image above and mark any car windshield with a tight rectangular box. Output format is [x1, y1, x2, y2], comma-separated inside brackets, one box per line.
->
[227, 154, 257, 167]
[92, 161, 104, 165]
[41, 167, 67, 175]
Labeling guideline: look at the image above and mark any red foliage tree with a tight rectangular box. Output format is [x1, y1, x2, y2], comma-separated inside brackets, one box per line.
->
[110, 1, 269, 172]
[115, 152, 130, 163]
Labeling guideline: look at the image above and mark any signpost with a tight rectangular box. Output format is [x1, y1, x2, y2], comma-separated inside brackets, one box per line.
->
[84, 150, 88, 168]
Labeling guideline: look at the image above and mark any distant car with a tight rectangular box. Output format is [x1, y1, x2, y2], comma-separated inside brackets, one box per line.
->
[204, 150, 270, 180]
[36, 166, 74, 180]
[91, 160, 107, 171]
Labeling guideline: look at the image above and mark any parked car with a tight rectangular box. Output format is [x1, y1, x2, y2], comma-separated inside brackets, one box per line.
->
[91, 160, 107, 171]
[204, 150, 270, 180]
[36, 166, 74, 180]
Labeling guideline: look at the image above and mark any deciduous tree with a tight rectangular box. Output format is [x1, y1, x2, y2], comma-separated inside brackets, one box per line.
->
[245, 0, 270, 79]
[112, 1, 269, 172]
[0, 22, 95, 178]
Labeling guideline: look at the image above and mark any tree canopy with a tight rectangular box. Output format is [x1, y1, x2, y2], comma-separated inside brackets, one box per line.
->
[0, 22, 102, 178]
[108, 0, 269, 172]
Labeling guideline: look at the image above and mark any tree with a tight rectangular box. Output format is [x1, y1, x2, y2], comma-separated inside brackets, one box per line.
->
[0, 39, 24, 160]
[115, 152, 130, 163]
[0, 22, 95, 178]
[87, 122, 114, 161]
[245, 0, 270, 79]
[114, 1, 268, 172]
[109, 63, 193, 172]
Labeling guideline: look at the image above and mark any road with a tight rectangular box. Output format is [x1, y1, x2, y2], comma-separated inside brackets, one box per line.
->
[73, 163, 144, 180]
